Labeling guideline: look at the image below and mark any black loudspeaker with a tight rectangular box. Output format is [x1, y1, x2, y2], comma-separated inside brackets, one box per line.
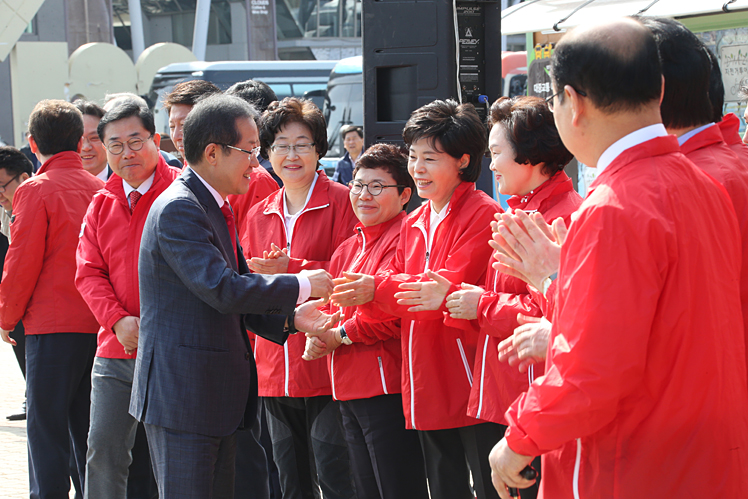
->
[362, 0, 502, 200]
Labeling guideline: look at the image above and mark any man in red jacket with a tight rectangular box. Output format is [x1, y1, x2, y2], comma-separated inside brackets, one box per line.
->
[641, 16, 748, 380]
[0, 100, 104, 498]
[489, 18, 748, 498]
[75, 101, 180, 499]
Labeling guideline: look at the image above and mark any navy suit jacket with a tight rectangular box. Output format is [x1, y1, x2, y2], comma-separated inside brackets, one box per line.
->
[130, 167, 298, 437]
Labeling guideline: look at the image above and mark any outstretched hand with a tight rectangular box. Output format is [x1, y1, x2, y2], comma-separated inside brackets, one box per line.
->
[330, 272, 375, 307]
[395, 270, 453, 312]
[489, 210, 567, 291]
[294, 298, 341, 336]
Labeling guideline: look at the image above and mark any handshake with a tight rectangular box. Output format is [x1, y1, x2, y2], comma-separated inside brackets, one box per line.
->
[294, 268, 371, 362]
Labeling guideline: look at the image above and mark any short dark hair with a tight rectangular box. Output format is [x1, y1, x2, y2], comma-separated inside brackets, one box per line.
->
[489, 96, 573, 177]
[0, 146, 34, 178]
[552, 18, 661, 114]
[354, 143, 415, 204]
[225, 80, 278, 113]
[402, 99, 486, 183]
[183, 94, 259, 166]
[259, 97, 328, 161]
[708, 48, 725, 123]
[97, 101, 156, 142]
[640, 17, 713, 128]
[28, 100, 84, 156]
[163, 80, 221, 114]
[340, 125, 363, 141]
[73, 99, 105, 120]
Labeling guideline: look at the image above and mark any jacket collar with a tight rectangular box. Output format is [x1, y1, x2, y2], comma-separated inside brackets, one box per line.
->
[718, 113, 742, 146]
[264, 170, 332, 216]
[355, 211, 406, 244]
[507, 171, 574, 213]
[36, 151, 85, 175]
[412, 181, 475, 231]
[101, 154, 171, 205]
[590, 135, 680, 192]
[679, 124, 725, 156]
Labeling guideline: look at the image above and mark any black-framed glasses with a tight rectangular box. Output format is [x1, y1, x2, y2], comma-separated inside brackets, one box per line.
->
[350, 181, 406, 196]
[221, 144, 261, 158]
[104, 135, 153, 155]
[0, 174, 20, 194]
[269, 143, 316, 155]
[546, 87, 587, 112]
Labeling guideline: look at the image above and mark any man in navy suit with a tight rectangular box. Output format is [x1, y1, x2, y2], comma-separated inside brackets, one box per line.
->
[130, 94, 336, 498]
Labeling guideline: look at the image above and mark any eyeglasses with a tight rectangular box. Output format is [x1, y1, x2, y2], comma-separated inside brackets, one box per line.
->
[546, 87, 587, 112]
[350, 181, 406, 197]
[221, 144, 261, 158]
[269, 143, 315, 155]
[104, 135, 153, 155]
[0, 174, 20, 194]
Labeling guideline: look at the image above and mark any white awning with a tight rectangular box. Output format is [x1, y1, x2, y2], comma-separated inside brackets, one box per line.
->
[501, 0, 748, 35]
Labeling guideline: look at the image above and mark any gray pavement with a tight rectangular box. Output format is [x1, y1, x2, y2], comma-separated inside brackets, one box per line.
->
[0, 344, 75, 499]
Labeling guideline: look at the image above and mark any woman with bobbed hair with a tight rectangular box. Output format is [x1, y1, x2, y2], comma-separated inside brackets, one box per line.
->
[303, 143, 430, 499]
[241, 97, 358, 499]
[443, 95, 583, 498]
[317, 100, 504, 499]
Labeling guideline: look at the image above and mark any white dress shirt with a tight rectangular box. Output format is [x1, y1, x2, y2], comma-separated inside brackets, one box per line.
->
[596, 123, 668, 175]
[122, 171, 155, 207]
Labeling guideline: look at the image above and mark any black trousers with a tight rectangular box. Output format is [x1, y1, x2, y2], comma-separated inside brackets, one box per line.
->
[26, 333, 96, 499]
[264, 396, 355, 499]
[339, 394, 428, 499]
[418, 422, 507, 499]
[235, 399, 272, 499]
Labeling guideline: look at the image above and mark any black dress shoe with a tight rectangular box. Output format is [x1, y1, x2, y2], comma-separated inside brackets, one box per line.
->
[6, 410, 26, 421]
[7, 400, 26, 420]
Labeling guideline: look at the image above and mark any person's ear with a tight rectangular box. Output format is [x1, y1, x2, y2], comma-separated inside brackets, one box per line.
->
[28, 135, 39, 154]
[566, 85, 584, 128]
[204, 143, 219, 166]
[400, 187, 412, 207]
[76, 136, 83, 154]
[153, 133, 161, 149]
[19, 172, 30, 182]
[459, 153, 470, 170]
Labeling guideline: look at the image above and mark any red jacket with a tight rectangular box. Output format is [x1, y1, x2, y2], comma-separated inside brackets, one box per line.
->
[505, 136, 748, 498]
[680, 124, 748, 379]
[227, 164, 279, 244]
[717, 112, 748, 156]
[325, 212, 405, 401]
[242, 171, 358, 397]
[360, 182, 501, 430]
[0, 151, 103, 334]
[76, 156, 180, 358]
[462, 172, 582, 424]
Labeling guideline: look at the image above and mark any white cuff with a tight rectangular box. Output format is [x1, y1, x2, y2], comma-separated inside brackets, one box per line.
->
[296, 274, 311, 304]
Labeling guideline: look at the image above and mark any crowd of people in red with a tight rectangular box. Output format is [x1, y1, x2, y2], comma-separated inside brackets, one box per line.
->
[0, 13, 747, 499]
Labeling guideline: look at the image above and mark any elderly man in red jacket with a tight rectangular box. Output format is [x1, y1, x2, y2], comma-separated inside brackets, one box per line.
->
[0, 100, 104, 499]
[75, 100, 181, 499]
[489, 18, 748, 499]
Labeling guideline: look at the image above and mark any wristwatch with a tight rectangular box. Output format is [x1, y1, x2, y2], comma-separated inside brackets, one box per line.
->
[339, 325, 353, 345]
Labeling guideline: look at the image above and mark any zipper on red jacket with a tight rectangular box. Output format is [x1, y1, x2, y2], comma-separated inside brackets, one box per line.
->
[266, 201, 330, 398]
